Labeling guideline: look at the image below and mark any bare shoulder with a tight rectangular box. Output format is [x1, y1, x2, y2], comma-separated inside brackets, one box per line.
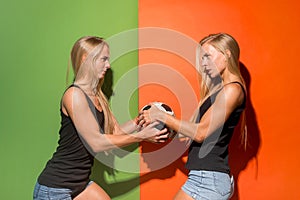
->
[62, 86, 87, 115]
[223, 82, 245, 106]
[63, 87, 86, 104]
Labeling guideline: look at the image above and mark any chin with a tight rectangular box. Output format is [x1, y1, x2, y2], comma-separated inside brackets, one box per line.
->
[99, 72, 106, 78]
[209, 72, 220, 79]
[207, 73, 214, 79]
[98, 75, 104, 79]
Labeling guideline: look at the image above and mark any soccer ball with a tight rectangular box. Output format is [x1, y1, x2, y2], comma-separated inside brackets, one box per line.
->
[141, 102, 177, 138]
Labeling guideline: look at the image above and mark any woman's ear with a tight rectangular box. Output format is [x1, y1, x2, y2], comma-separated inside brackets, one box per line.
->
[81, 53, 87, 63]
[225, 49, 231, 59]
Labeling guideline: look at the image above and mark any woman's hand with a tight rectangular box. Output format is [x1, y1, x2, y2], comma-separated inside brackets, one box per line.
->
[140, 103, 166, 128]
[134, 113, 146, 130]
[136, 121, 169, 143]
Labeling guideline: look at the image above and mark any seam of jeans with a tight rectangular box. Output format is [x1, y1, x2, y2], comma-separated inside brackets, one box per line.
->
[36, 183, 40, 198]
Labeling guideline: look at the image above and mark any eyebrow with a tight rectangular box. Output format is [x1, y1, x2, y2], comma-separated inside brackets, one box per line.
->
[203, 53, 210, 57]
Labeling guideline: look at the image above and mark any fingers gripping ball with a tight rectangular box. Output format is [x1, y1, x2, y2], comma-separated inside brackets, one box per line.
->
[141, 102, 177, 138]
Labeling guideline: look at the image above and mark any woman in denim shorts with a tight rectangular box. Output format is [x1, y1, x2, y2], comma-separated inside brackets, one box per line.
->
[33, 36, 168, 200]
[141, 33, 246, 200]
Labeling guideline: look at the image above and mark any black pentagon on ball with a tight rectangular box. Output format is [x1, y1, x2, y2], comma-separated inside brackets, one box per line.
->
[160, 104, 172, 112]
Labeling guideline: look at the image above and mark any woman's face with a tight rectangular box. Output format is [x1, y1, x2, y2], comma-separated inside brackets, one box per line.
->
[200, 43, 227, 78]
[95, 45, 110, 79]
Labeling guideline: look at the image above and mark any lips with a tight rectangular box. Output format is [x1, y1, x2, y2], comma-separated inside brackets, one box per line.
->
[204, 68, 212, 75]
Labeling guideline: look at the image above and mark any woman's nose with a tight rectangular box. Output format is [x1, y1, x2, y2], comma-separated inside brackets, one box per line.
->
[106, 61, 111, 69]
[201, 60, 208, 68]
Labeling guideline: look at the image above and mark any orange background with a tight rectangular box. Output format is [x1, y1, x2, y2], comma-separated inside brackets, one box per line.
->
[138, 0, 300, 199]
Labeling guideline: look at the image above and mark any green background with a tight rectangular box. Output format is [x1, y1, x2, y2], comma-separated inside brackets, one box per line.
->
[0, 0, 139, 199]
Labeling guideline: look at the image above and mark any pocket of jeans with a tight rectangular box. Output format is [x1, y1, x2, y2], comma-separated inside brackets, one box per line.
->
[187, 173, 201, 191]
[213, 172, 231, 196]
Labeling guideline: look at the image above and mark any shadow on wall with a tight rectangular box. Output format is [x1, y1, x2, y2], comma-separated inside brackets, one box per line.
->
[90, 140, 189, 198]
[90, 144, 141, 198]
[90, 68, 189, 198]
[89, 68, 148, 198]
[90, 68, 141, 198]
[139, 139, 189, 183]
[229, 62, 261, 200]
[101, 69, 114, 100]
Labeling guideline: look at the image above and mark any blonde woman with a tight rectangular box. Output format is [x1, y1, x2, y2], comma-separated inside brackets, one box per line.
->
[34, 36, 168, 200]
[141, 33, 247, 200]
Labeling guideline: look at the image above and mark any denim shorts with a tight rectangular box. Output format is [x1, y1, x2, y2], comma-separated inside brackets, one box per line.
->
[181, 170, 234, 200]
[33, 181, 94, 199]
[33, 182, 72, 200]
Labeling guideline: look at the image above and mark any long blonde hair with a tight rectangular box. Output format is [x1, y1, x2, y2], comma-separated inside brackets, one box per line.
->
[68, 36, 115, 135]
[194, 33, 247, 148]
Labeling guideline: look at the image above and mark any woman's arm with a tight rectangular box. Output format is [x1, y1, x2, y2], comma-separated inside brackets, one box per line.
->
[117, 117, 140, 134]
[109, 109, 143, 134]
[142, 84, 244, 143]
[62, 87, 168, 153]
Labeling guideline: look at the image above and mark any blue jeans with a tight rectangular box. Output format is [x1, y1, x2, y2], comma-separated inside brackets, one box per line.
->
[182, 170, 234, 200]
[33, 182, 72, 200]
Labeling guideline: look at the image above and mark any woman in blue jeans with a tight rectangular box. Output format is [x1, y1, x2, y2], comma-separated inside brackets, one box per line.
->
[141, 33, 247, 200]
[33, 36, 168, 200]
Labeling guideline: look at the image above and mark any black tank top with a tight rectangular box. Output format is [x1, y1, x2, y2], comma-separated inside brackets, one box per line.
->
[38, 84, 104, 198]
[185, 82, 246, 174]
